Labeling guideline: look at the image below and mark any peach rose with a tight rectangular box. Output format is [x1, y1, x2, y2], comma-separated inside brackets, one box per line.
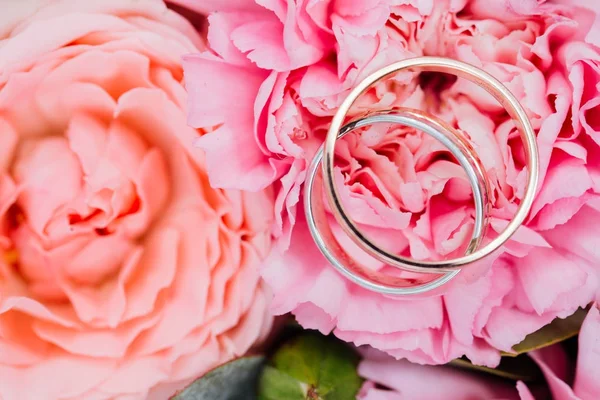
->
[0, 1, 273, 399]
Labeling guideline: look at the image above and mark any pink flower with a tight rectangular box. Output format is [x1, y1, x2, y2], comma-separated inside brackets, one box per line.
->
[357, 352, 519, 400]
[520, 305, 600, 400]
[0, 1, 273, 399]
[183, 0, 600, 366]
[358, 306, 600, 400]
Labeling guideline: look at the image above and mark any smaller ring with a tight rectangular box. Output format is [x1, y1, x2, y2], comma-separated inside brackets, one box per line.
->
[305, 109, 490, 295]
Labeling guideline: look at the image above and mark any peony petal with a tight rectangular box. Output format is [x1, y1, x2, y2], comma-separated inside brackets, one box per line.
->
[444, 272, 492, 346]
[516, 248, 588, 315]
[535, 196, 589, 231]
[337, 291, 443, 334]
[296, 267, 348, 331]
[183, 54, 276, 191]
[299, 62, 346, 115]
[206, 11, 258, 66]
[359, 385, 403, 400]
[231, 17, 291, 71]
[485, 306, 557, 351]
[473, 263, 514, 336]
[531, 156, 593, 220]
[554, 141, 588, 162]
[182, 53, 266, 127]
[490, 218, 551, 247]
[358, 356, 518, 399]
[430, 205, 467, 254]
[260, 213, 327, 315]
[333, 3, 391, 37]
[544, 205, 600, 264]
[573, 306, 600, 399]
[294, 301, 338, 334]
[524, 71, 572, 196]
[332, 166, 411, 230]
[453, 101, 506, 176]
[530, 345, 579, 400]
[272, 158, 305, 249]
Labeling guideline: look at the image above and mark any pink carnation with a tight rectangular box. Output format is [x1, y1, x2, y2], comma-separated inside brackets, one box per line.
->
[0, 1, 273, 398]
[358, 306, 600, 400]
[183, 0, 600, 366]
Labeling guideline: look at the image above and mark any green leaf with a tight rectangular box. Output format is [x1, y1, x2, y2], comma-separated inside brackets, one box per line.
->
[450, 354, 542, 382]
[258, 332, 363, 400]
[504, 307, 588, 356]
[172, 356, 265, 400]
[257, 366, 305, 400]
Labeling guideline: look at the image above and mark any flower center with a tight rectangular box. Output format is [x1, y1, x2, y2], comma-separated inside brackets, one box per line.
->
[292, 126, 308, 140]
[418, 71, 457, 110]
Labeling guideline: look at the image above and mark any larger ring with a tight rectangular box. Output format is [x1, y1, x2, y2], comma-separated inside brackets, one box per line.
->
[322, 56, 539, 272]
[305, 108, 490, 295]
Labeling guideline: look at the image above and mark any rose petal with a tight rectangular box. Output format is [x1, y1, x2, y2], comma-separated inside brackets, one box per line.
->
[169, 0, 263, 14]
[0, 356, 115, 400]
[516, 381, 536, 400]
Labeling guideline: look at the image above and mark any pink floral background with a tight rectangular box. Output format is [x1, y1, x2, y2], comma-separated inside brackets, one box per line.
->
[358, 306, 600, 399]
[181, 0, 600, 367]
[1, 0, 600, 398]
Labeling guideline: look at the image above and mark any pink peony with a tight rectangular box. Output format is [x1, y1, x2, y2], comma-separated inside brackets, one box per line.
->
[183, 0, 600, 367]
[358, 306, 600, 400]
[0, 1, 273, 398]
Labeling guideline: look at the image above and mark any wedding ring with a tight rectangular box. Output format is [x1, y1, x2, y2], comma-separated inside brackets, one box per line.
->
[321, 56, 539, 272]
[305, 108, 490, 295]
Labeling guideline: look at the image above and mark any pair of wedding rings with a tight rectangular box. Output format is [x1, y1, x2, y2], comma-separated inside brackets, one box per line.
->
[305, 57, 539, 295]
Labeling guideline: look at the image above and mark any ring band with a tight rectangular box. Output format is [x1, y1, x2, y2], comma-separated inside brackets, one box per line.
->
[305, 108, 490, 295]
[321, 56, 539, 272]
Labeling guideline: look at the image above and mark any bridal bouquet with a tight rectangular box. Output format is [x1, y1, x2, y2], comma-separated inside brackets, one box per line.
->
[1, 0, 599, 399]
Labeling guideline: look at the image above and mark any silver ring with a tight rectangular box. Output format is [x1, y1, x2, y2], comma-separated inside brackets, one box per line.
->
[304, 108, 489, 295]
